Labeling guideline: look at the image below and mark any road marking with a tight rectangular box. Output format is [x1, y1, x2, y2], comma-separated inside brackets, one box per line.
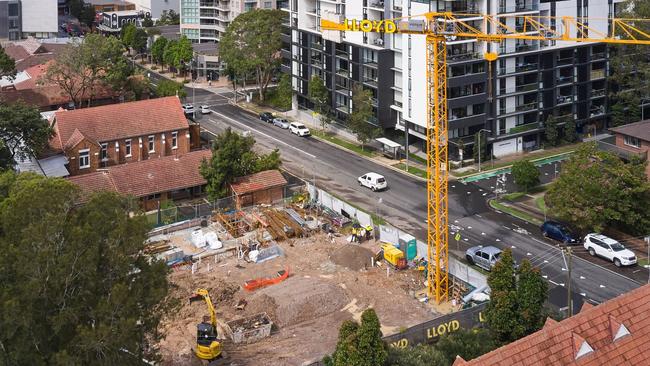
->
[208, 109, 317, 158]
[549, 280, 559, 285]
[511, 245, 516, 249]
[600, 284, 606, 288]
[527, 252, 532, 256]
[479, 188, 483, 192]
[559, 283, 565, 287]
[467, 226, 472, 229]
[580, 292, 586, 297]
[490, 186, 494, 189]
[451, 185, 456, 188]
[544, 260, 548, 263]
[580, 276, 585, 279]
[561, 268, 567, 271]
[481, 232, 486, 236]
[475, 214, 482, 218]
[542, 275, 548, 279]
[495, 238, 501, 242]
[466, 191, 471, 194]
[502, 225, 511, 230]
[482, 193, 488, 196]
[463, 238, 469, 242]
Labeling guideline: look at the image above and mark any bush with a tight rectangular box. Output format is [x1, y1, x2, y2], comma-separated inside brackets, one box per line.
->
[151, 65, 158, 70]
[182, 79, 190, 84]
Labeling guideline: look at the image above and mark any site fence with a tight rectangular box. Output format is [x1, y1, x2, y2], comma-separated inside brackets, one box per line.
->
[146, 184, 305, 228]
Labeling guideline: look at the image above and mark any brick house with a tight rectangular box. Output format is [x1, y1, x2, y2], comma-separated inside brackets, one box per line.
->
[454, 284, 650, 365]
[67, 149, 211, 211]
[609, 120, 650, 180]
[50, 96, 200, 176]
[229, 170, 287, 209]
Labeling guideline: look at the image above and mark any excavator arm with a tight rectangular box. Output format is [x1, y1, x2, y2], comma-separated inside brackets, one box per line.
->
[190, 288, 222, 360]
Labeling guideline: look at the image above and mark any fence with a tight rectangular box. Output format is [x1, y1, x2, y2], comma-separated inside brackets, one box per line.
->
[146, 184, 305, 228]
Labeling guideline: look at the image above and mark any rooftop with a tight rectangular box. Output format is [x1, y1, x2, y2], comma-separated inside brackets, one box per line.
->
[67, 149, 212, 200]
[230, 170, 287, 196]
[454, 284, 650, 366]
[52, 97, 189, 152]
[609, 120, 650, 142]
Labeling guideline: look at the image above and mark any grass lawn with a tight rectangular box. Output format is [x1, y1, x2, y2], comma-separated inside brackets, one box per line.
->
[394, 163, 427, 179]
[311, 130, 376, 158]
[452, 143, 578, 178]
[408, 153, 427, 165]
[535, 196, 547, 211]
[489, 199, 544, 226]
[502, 192, 526, 202]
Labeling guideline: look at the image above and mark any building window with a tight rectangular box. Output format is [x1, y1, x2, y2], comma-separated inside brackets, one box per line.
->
[100, 143, 108, 161]
[624, 136, 640, 148]
[148, 135, 155, 152]
[79, 149, 90, 169]
[125, 139, 132, 157]
[172, 131, 178, 149]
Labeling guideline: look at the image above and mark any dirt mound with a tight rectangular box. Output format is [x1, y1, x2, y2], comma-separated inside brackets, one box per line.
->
[329, 245, 374, 271]
[177, 279, 240, 306]
[245, 276, 348, 327]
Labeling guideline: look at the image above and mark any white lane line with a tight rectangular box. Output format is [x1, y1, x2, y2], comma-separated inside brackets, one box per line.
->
[511, 245, 516, 249]
[542, 275, 548, 279]
[559, 283, 565, 287]
[463, 238, 469, 242]
[600, 284, 606, 288]
[549, 280, 559, 285]
[561, 268, 567, 271]
[580, 276, 585, 279]
[580, 292, 586, 297]
[467, 226, 472, 229]
[481, 232, 486, 236]
[475, 214, 482, 218]
[482, 193, 488, 196]
[544, 260, 548, 263]
[527, 252, 532, 256]
[467, 191, 471, 194]
[451, 185, 456, 188]
[209, 109, 317, 158]
[496, 238, 501, 242]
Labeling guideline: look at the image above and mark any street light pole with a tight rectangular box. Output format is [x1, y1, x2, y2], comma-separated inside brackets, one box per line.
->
[477, 129, 492, 172]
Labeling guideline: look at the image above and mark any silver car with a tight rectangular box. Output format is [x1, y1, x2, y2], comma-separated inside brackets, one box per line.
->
[465, 246, 503, 271]
[273, 118, 290, 129]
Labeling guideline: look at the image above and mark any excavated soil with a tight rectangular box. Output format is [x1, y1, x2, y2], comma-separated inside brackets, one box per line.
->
[329, 245, 374, 271]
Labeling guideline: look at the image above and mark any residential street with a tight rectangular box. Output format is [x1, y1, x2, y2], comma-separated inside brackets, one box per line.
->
[178, 83, 644, 311]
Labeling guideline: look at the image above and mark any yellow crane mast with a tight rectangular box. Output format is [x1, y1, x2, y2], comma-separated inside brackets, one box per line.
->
[321, 13, 650, 304]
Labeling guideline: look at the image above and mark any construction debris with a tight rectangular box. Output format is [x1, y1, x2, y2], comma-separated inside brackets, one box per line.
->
[224, 312, 273, 344]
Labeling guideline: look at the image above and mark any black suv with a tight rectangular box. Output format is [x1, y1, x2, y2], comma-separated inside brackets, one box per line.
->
[259, 112, 275, 122]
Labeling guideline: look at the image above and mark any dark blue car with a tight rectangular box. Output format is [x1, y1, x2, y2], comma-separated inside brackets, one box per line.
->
[541, 221, 579, 244]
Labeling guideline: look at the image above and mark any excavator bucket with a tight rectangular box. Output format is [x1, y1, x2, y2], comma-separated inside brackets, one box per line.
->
[189, 293, 203, 304]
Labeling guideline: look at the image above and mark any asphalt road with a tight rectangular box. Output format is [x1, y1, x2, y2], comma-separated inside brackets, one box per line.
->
[179, 83, 644, 311]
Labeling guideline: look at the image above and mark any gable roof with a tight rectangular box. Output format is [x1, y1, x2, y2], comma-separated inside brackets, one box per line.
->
[52, 97, 188, 151]
[230, 170, 287, 196]
[609, 120, 650, 142]
[67, 149, 212, 199]
[455, 284, 650, 366]
[3, 44, 30, 62]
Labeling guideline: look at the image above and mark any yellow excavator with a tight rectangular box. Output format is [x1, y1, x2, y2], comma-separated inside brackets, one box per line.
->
[189, 288, 222, 361]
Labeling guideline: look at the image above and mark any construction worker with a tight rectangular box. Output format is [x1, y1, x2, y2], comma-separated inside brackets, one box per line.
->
[365, 225, 373, 241]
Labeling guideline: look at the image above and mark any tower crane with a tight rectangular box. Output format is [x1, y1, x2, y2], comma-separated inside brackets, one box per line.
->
[321, 13, 650, 304]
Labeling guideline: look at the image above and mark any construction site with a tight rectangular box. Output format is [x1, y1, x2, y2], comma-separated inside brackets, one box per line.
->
[146, 189, 481, 366]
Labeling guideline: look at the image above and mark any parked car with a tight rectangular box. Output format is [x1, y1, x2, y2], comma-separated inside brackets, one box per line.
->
[358, 172, 387, 191]
[465, 246, 503, 271]
[182, 104, 195, 115]
[289, 122, 310, 136]
[259, 112, 275, 122]
[200, 105, 211, 114]
[540, 221, 579, 244]
[584, 233, 637, 267]
[272, 118, 290, 129]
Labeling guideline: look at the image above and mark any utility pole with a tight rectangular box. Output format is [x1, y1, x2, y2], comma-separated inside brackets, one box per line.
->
[567, 246, 573, 317]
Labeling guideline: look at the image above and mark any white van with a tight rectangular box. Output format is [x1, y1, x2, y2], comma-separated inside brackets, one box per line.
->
[358, 172, 388, 191]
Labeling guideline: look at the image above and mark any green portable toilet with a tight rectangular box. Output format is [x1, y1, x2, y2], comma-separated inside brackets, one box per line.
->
[398, 233, 417, 261]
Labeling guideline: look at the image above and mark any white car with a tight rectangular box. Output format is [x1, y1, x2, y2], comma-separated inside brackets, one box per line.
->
[200, 105, 211, 114]
[583, 233, 637, 267]
[289, 122, 310, 136]
[273, 118, 290, 129]
[358, 172, 387, 191]
[182, 104, 195, 115]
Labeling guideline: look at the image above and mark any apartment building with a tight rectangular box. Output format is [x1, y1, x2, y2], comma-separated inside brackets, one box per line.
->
[0, 0, 57, 41]
[128, 0, 180, 19]
[180, 0, 279, 43]
[285, 0, 624, 160]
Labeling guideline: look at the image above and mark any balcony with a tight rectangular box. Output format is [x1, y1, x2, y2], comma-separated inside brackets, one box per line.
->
[498, 2, 539, 13]
[336, 69, 349, 77]
[589, 105, 605, 118]
[596, 140, 648, 161]
[590, 69, 606, 80]
[311, 59, 323, 68]
[362, 78, 378, 88]
[498, 63, 538, 75]
[499, 82, 538, 95]
[556, 95, 573, 105]
[591, 89, 606, 98]
[311, 41, 323, 50]
[367, 0, 384, 11]
[592, 51, 606, 60]
[506, 121, 541, 135]
[448, 52, 481, 62]
[393, 0, 402, 11]
[557, 75, 573, 85]
[336, 105, 349, 114]
[516, 102, 537, 112]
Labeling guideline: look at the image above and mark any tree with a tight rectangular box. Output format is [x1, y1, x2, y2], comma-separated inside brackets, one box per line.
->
[220, 9, 285, 101]
[142, 16, 154, 28]
[0, 172, 175, 365]
[545, 143, 650, 234]
[200, 128, 282, 200]
[163, 40, 178, 75]
[349, 84, 380, 150]
[155, 79, 186, 98]
[356, 309, 387, 366]
[473, 130, 488, 162]
[386, 344, 447, 366]
[0, 103, 54, 170]
[436, 328, 499, 365]
[308, 75, 331, 130]
[544, 115, 559, 147]
[157, 9, 180, 25]
[331, 320, 362, 366]
[175, 36, 194, 76]
[121, 23, 137, 51]
[0, 46, 16, 79]
[45, 41, 93, 107]
[151, 36, 168, 66]
[516, 260, 548, 335]
[563, 118, 577, 143]
[484, 249, 522, 343]
[275, 73, 293, 110]
[132, 29, 149, 57]
[511, 160, 540, 192]
[79, 3, 97, 28]
[610, 95, 641, 127]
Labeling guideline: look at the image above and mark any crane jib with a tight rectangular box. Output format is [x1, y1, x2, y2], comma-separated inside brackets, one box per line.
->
[344, 19, 398, 33]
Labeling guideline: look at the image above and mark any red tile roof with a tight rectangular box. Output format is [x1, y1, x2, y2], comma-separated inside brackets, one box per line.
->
[3, 44, 30, 62]
[67, 150, 211, 199]
[609, 120, 650, 142]
[455, 284, 650, 366]
[230, 170, 287, 196]
[52, 97, 188, 152]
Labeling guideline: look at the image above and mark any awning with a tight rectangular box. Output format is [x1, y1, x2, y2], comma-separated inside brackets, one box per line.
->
[375, 137, 402, 149]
